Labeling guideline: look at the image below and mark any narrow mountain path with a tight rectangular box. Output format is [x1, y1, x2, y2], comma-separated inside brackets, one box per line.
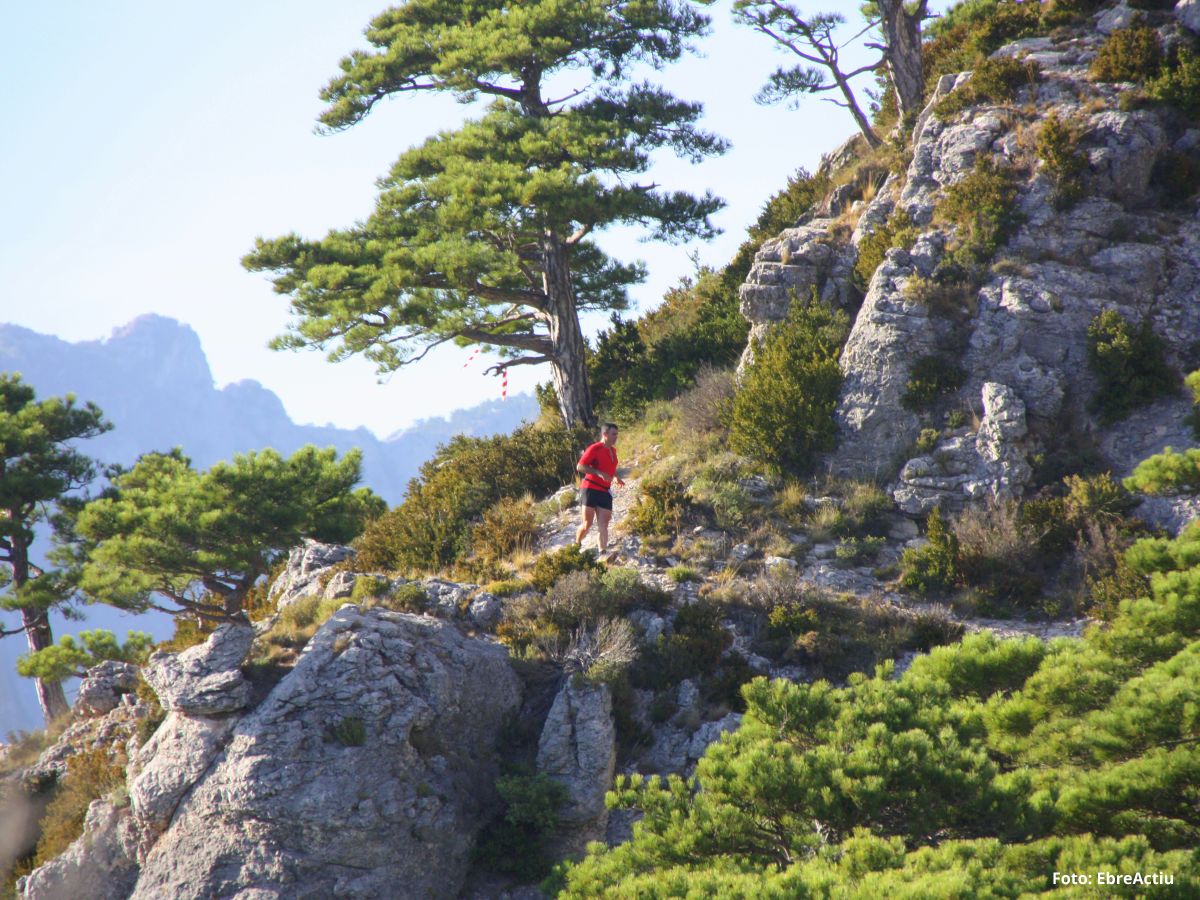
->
[537, 476, 641, 555]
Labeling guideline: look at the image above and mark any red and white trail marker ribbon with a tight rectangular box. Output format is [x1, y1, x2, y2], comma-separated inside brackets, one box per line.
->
[501, 368, 508, 400]
[462, 347, 480, 368]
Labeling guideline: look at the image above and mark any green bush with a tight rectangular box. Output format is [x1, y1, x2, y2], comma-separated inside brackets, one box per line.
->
[936, 156, 1021, 273]
[527, 545, 603, 593]
[29, 747, 125, 873]
[916, 428, 942, 454]
[835, 535, 886, 566]
[332, 716, 365, 747]
[899, 508, 960, 595]
[1151, 150, 1200, 208]
[935, 55, 1040, 118]
[1124, 447, 1200, 495]
[1090, 25, 1162, 83]
[471, 496, 537, 564]
[633, 601, 730, 690]
[474, 771, 567, 882]
[901, 355, 967, 412]
[729, 298, 850, 474]
[1147, 48, 1200, 116]
[1037, 114, 1088, 209]
[353, 421, 581, 572]
[853, 210, 918, 290]
[1086, 309, 1176, 423]
[626, 477, 688, 537]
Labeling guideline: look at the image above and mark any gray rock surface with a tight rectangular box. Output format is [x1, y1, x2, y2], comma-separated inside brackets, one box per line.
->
[17, 800, 137, 900]
[270, 539, 354, 609]
[894, 383, 1034, 514]
[1180, 0, 1200, 34]
[141, 623, 254, 716]
[1097, 3, 1136, 35]
[536, 679, 616, 859]
[74, 661, 139, 717]
[129, 608, 521, 900]
[468, 592, 503, 630]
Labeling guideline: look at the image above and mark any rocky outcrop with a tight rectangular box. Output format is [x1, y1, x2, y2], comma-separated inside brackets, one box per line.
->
[141, 623, 254, 717]
[536, 679, 616, 859]
[129, 608, 521, 900]
[269, 539, 355, 608]
[737, 223, 859, 373]
[16, 800, 138, 900]
[73, 661, 139, 717]
[894, 383, 1034, 514]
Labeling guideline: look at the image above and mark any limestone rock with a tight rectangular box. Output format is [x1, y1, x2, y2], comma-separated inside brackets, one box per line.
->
[468, 592, 503, 630]
[1176, 0, 1200, 35]
[269, 539, 354, 609]
[536, 679, 616, 859]
[893, 383, 1033, 515]
[423, 578, 471, 618]
[17, 800, 137, 900]
[74, 661, 139, 717]
[129, 608, 521, 900]
[1097, 3, 1136, 35]
[142, 623, 254, 716]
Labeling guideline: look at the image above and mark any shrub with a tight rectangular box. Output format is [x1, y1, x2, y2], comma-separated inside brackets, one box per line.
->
[332, 717, 365, 747]
[729, 298, 850, 474]
[527, 545, 603, 593]
[916, 428, 942, 454]
[668, 565, 701, 583]
[853, 209, 918, 289]
[1037, 114, 1088, 209]
[471, 496, 537, 564]
[474, 771, 567, 882]
[1146, 48, 1200, 116]
[376, 582, 430, 614]
[936, 156, 1021, 271]
[1124, 447, 1200, 495]
[633, 601, 730, 690]
[626, 477, 688, 537]
[936, 55, 1040, 118]
[901, 356, 967, 412]
[1151, 150, 1200, 208]
[29, 747, 125, 871]
[483, 578, 530, 597]
[691, 479, 756, 530]
[354, 421, 581, 573]
[953, 501, 1044, 605]
[674, 364, 735, 437]
[349, 575, 391, 604]
[1086, 309, 1176, 423]
[1090, 25, 1162, 83]
[900, 508, 960, 595]
[835, 535, 886, 566]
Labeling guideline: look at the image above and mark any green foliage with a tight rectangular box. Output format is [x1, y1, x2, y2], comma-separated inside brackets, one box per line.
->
[0, 372, 110, 720]
[900, 508, 961, 595]
[1037, 114, 1088, 209]
[77, 445, 379, 620]
[354, 421, 580, 573]
[1146, 48, 1200, 116]
[915, 428, 942, 454]
[633, 600, 730, 691]
[729, 298, 850, 474]
[835, 535, 885, 566]
[852, 209, 917, 289]
[1085, 310, 1176, 423]
[901, 355, 967, 412]
[332, 717, 365, 747]
[17, 630, 153, 684]
[1124, 447, 1200, 495]
[1152, 150, 1200, 208]
[470, 496, 537, 565]
[667, 565, 701, 584]
[935, 55, 1040, 117]
[30, 746, 125, 873]
[527, 545, 604, 594]
[559, 517, 1200, 893]
[1090, 25, 1162, 83]
[935, 156, 1021, 274]
[475, 771, 567, 882]
[589, 268, 748, 423]
[626, 477, 688, 537]
[245, 0, 727, 427]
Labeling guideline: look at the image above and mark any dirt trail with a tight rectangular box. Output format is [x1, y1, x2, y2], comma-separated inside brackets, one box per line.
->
[537, 476, 641, 555]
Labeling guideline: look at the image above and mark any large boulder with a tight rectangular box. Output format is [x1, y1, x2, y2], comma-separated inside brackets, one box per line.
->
[536, 679, 616, 859]
[129, 608, 521, 900]
[73, 661, 139, 717]
[141, 623, 255, 716]
[269, 539, 355, 609]
[16, 800, 137, 900]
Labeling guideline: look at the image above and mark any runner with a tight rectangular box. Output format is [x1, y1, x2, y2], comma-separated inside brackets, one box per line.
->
[575, 423, 625, 558]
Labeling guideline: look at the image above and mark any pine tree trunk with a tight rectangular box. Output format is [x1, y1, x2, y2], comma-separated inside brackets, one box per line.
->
[541, 234, 596, 429]
[22, 608, 69, 724]
[11, 540, 69, 724]
[877, 0, 926, 122]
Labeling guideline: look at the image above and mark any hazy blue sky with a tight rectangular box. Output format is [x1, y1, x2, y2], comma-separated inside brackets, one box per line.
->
[0, 1, 950, 437]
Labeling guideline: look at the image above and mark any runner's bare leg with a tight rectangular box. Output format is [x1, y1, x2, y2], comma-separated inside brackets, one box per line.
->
[575, 505, 596, 546]
[596, 507, 612, 553]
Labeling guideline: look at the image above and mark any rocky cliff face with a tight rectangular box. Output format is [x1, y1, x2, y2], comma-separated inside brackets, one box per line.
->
[738, 5, 1200, 524]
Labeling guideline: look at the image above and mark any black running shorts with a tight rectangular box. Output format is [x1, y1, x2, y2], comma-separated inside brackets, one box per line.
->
[579, 487, 613, 511]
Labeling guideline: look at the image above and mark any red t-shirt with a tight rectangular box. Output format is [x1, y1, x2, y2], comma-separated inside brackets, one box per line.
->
[578, 441, 618, 491]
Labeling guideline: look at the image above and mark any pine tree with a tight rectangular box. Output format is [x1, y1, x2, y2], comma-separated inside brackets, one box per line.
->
[0, 373, 110, 724]
[244, 0, 728, 429]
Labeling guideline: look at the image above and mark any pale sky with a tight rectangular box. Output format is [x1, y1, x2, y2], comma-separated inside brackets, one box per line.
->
[0, 1, 951, 437]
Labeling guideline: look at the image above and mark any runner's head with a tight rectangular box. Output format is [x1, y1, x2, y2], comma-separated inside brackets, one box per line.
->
[602, 422, 618, 446]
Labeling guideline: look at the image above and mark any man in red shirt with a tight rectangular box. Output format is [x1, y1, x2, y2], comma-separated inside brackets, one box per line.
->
[575, 422, 625, 557]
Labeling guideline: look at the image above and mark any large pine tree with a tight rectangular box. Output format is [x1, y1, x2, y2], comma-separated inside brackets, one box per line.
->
[243, 0, 728, 428]
[0, 374, 110, 724]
